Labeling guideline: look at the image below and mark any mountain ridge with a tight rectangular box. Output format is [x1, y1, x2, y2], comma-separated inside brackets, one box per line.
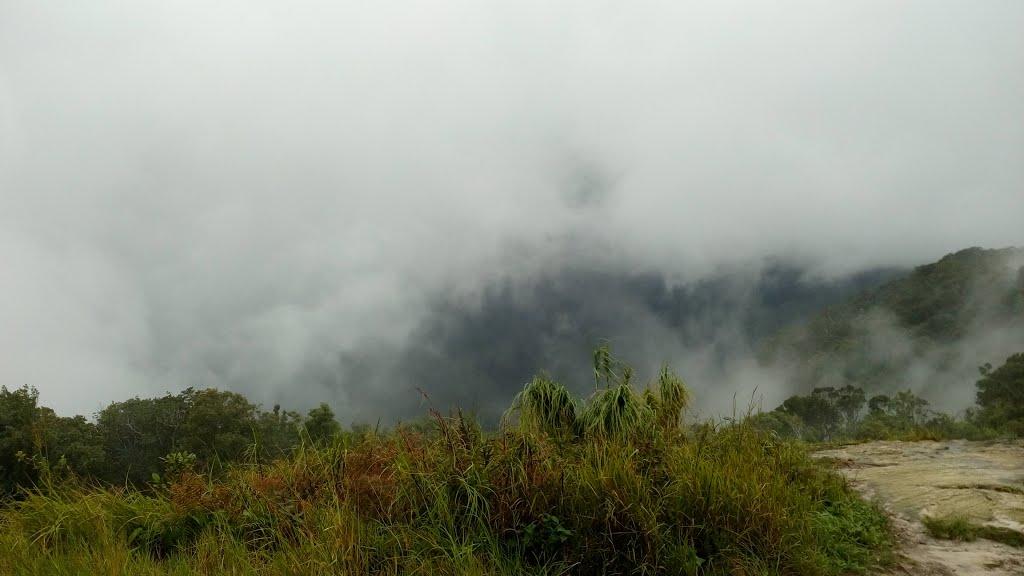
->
[759, 246, 1024, 407]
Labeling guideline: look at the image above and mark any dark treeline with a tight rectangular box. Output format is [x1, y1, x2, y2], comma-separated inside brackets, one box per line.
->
[321, 247, 1020, 426]
[3, 349, 1021, 500]
[0, 386, 345, 498]
[335, 259, 902, 423]
[751, 351, 1024, 442]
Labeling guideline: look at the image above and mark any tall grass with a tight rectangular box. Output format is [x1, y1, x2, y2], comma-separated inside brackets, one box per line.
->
[504, 375, 578, 439]
[0, 361, 891, 575]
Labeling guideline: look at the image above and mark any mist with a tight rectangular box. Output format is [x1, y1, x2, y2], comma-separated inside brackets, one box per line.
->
[762, 248, 1024, 416]
[325, 258, 904, 424]
[1, 1, 1022, 419]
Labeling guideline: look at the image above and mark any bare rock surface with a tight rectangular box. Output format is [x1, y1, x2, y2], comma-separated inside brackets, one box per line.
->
[815, 440, 1024, 576]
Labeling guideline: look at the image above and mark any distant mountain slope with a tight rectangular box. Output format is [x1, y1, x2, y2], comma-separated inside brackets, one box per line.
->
[759, 247, 1024, 406]
[327, 260, 903, 423]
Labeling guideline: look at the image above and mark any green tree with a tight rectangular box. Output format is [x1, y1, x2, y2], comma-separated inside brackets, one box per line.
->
[96, 393, 190, 486]
[867, 394, 890, 416]
[177, 389, 259, 469]
[256, 404, 303, 461]
[777, 388, 843, 440]
[746, 411, 808, 440]
[302, 403, 341, 445]
[832, 385, 867, 426]
[0, 386, 41, 497]
[859, 390, 931, 438]
[975, 352, 1024, 434]
[35, 409, 105, 479]
[888, 390, 930, 425]
[775, 385, 867, 440]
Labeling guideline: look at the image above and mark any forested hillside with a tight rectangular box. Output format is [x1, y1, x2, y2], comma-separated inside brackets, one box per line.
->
[759, 247, 1024, 402]
[335, 260, 902, 423]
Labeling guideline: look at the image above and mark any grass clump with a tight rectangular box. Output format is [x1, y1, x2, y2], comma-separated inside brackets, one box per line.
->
[504, 374, 578, 439]
[923, 514, 1024, 548]
[0, 353, 893, 575]
[922, 514, 977, 541]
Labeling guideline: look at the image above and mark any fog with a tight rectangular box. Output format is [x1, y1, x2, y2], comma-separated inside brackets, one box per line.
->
[786, 249, 1024, 414]
[1, 1, 1022, 419]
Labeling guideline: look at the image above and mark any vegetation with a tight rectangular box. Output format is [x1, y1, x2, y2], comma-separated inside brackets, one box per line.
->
[974, 352, 1024, 435]
[0, 350, 892, 575]
[342, 262, 902, 425]
[0, 385, 335, 498]
[4, 245, 1022, 574]
[748, 350, 1024, 443]
[922, 515, 1024, 549]
[760, 247, 1024, 395]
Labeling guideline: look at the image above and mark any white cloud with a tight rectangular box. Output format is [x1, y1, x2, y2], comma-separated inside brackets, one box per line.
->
[1, 0, 1021, 414]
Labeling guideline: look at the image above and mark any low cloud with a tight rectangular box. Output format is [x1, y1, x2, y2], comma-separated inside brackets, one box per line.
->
[0, 1, 1022, 417]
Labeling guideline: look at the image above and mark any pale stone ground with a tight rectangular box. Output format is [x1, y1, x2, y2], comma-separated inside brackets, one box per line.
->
[815, 440, 1024, 576]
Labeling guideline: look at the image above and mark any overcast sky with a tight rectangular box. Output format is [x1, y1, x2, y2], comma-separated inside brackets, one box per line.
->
[1, 1, 1022, 417]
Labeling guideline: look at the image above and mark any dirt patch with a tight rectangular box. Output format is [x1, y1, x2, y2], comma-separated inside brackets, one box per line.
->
[816, 440, 1024, 576]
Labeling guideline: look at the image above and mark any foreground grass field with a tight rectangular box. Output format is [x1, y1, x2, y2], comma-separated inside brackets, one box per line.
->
[0, 362, 891, 575]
